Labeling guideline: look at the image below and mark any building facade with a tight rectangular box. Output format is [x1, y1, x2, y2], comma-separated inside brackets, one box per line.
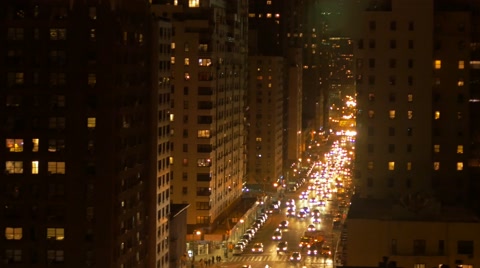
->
[354, 0, 478, 204]
[152, 0, 248, 230]
[1, 0, 170, 267]
[246, 56, 284, 191]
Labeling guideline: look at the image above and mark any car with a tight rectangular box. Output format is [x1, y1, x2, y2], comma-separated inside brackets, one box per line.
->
[286, 208, 295, 217]
[255, 219, 264, 226]
[307, 242, 323, 256]
[272, 230, 282, 240]
[236, 241, 247, 248]
[241, 265, 252, 268]
[241, 234, 252, 241]
[297, 211, 307, 219]
[276, 241, 288, 253]
[311, 209, 321, 217]
[307, 224, 316, 232]
[233, 245, 244, 255]
[299, 236, 312, 248]
[278, 220, 289, 229]
[239, 238, 249, 246]
[245, 229, 255, 238]
[289, 251, 302, 262]
[285, 199, 295, 206]
[312, 217, 321, 223]
[301, 206, 310, 213]
[251, 243, 264, 253]
[321, 246, 332, 257]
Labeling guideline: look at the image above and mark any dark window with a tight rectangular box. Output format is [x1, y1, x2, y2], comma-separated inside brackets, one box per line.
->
[368, 127, 374, 136]
[407, 128, 413, 136]
[389, 127, 395, 136]
[358, 39, 364, 49]
[390, 40, 397, 49]
[182, 144, 188, 152]
[408, 21, 414, 31]
[387, 177, 394, 187]
[457, 241, 473, 255]
[367, 177, 373, 187]
[197, 144, 212, 153]
[438, 240, 445, 255]
[389, 76, 396, 85]
[369, 58, 375, 68]
[391, 239, 397, 254]
[369, 21, 376, 30]
[369, 39, 376, 49]
[413, 239, 426, 255]
[408, 76, 414, 86]
[408, 59, 414, 68]
[408, 40, 414, 49]
[390, 21, 396, 31]
[368, 144, 374, 153]
[368, 76, 375, 85]
[196, 173, 210, 182]
[389, 59, 396, 68]
[368, 93, 375, 101]
[388, 144, 395, 153]
[407, 144, 412, 153]
[389, 93, 396, 102]
[457, 94, 464, 103]
[184, 87, 189, 95]
[406, 178, 412, 188]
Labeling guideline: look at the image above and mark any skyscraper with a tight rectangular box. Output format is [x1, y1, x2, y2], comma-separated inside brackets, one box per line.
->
[1, 1, 171, 267]
[152, 0, 248, 231]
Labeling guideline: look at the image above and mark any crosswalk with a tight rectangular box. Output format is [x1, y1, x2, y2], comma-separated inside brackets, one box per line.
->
[227, 254, 332, 263]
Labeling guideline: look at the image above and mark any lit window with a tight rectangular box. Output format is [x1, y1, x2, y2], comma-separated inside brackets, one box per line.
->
[197, 130, 210, 138]
[87, 117, 96, 129]
[457, 145, 463, 154]
[389, 110, 396, 119]
[89, 28, 96, 41]
[457, 162, 464, 170]
[407, 111, 413, 119]
[169, 157, 174, 165]
[184, 58, 190, 66]
[388, 162, 395, 170]
[89, 7, 97, 19]
[434, 111, 440, 120]
[88, 73, 96, 86]
[368, 110, 374, 118]
[407, 94, 413, 102]
[50, 28, 67, 40]
[197, 158, 211, 167]
[171, 56, 175, 64]
[5, 161, 23, 174]
[268, 83, 272, 88]
[182, 158, 188, 166]
[458, 60, 465, 69]
[433, 162, 440, 171]
[367, 161, 374, 170]
[434, 144, 440, 153]
[169, 114, 174, 122]
[198, 58, 212, 66]
[184, 43, 189, 52]
[5, 227, 23, 240]
[46, 228, 65, 240]
[171, 42, 175, 49]
[32, 161, 39, 174]
[32, 139, 39, 152]
[407, 162, 412, 171]
[434, 60, 441, 69]
[457, 112, 462, 119]
[184, 72, 190, 80]
[275, 13, 280, 18]
[267, 0, 272, 4]
[257, 75, 263, 80]
[188, 0, 199, 7]
[47, 250, 64, 262]
[48, 162, 66, 174]
[266, 13, 272, 18]
[6, 139, 23, 152]
[458, 79, 464, 86]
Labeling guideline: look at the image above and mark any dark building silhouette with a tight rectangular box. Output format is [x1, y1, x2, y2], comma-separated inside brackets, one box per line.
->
[0, 1, 172, 267]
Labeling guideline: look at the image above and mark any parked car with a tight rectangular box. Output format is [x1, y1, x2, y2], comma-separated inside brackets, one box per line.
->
[251, 243, 264, 253]
[233, 245, 244, 255]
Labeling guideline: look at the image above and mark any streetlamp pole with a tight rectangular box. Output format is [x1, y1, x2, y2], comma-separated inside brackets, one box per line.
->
[239, 219, 245, 235]
[191, 231, 201, 268]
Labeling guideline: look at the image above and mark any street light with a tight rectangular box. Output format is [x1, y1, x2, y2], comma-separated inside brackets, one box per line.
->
[191, 230, 201, 268]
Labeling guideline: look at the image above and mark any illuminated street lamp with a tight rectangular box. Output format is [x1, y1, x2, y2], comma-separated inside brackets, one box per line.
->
[191, 230, 201, 268]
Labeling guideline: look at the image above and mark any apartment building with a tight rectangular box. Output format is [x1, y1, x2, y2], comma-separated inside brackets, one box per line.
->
[152, 0, 248, 230]
[246, 56, 284, 191]
[0, 1, 170, 267]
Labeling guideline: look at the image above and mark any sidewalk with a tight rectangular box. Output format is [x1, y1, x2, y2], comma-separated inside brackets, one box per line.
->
[190, 244, 228, 268]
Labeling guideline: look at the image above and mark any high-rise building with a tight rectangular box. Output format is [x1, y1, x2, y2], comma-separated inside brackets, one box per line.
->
[246, 56, 284, 191]
[0, 1, 171, 267]
[344, 1, 480, 267]
[152, 0, 248, 231]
